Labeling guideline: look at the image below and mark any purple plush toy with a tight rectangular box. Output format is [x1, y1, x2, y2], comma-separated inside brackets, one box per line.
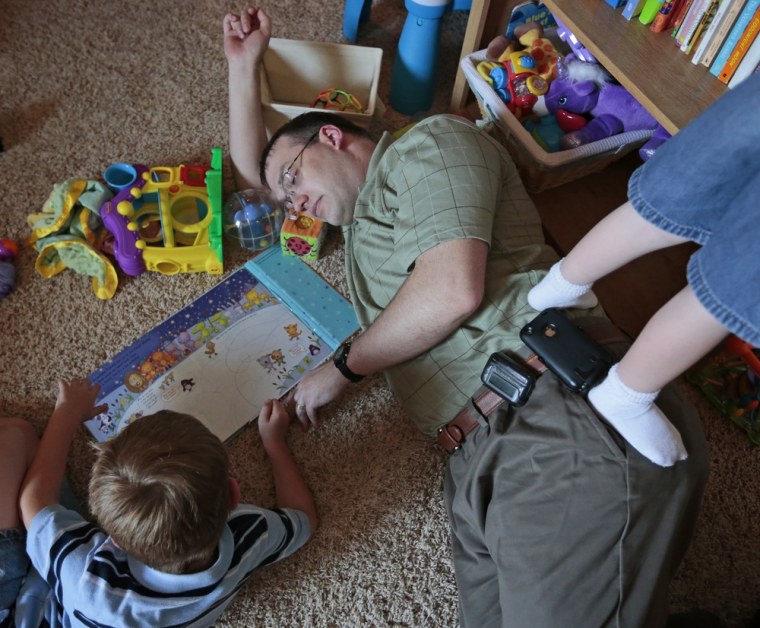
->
[536, 58, 669, 159]
[0, 238, 18, 298]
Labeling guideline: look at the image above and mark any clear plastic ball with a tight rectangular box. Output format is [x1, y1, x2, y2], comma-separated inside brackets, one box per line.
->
[223, 188, 284, 252]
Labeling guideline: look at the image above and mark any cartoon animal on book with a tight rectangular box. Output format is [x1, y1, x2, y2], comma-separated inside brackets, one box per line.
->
[534, 58, 670, 159]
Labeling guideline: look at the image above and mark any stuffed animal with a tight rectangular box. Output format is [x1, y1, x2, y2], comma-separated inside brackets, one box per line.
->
[535, 58, 669, 158]
[486, 22, 562, 82]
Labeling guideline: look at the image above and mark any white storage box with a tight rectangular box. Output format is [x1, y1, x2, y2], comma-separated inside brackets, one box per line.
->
[461, 49, 653, 193]
[261, 38, 383, 136]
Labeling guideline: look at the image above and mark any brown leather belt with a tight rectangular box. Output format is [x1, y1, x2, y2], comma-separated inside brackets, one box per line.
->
[437, 349, 546, 454]
[436, 386, 506, 454]
[436, 321, 630, 454]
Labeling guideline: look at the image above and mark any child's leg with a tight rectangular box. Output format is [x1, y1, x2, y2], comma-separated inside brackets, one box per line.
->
[0, 418, 37, 615]
[589, 286, 728, 466]
[529, 201, 691, 311]
[0, 418, 38, 529]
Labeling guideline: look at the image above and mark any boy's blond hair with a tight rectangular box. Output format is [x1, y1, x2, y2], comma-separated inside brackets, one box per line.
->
[89, 411, 231, 574]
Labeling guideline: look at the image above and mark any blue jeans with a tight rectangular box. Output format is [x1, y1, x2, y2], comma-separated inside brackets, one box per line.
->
[628, 74, 760, 346]
[0, 527, 29, 622]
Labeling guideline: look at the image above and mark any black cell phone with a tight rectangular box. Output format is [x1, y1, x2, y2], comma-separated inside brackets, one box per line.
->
[481, 351, 536, 406]
[520, 308, 613, 394]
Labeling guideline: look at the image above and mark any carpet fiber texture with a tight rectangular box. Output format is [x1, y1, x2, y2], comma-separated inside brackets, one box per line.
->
[1, 1, 757, 626]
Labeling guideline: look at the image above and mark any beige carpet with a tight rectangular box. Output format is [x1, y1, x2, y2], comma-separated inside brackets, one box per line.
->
[1, 1, 757, 626]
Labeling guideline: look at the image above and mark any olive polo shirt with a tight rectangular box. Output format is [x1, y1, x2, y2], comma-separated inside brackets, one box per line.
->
[344, 115, 557, 436]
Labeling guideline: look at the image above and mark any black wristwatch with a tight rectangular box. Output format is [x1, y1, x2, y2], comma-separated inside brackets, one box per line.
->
[333, 341, 365, 383]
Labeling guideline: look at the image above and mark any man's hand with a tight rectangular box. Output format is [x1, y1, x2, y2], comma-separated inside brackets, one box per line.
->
[54, 378, 107, 427]
[291, 361, 350, 430]
[223, 7, 271, 68]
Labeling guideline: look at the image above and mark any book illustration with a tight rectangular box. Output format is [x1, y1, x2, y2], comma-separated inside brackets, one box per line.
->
[87, 253, 359, 443]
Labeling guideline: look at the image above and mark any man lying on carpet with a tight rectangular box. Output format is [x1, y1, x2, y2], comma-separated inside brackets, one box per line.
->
[225, 7, 707, 626]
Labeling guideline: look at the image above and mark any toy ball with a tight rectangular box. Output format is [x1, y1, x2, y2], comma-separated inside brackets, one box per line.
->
[223, 188, 284, 252]
[0, 238, 18, 298]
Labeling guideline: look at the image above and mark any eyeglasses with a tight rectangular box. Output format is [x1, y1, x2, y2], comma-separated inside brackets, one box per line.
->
[281, 131, 319, 212]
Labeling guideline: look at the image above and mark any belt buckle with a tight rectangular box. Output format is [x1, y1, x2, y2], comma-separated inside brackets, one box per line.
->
[437, 422, 465, 454]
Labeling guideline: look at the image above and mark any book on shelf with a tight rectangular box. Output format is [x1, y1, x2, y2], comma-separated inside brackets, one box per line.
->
[675, 0, 712, 45]
[728, 29, 760, 84]
[682, 0, 720, 53]
[710, 0, 760, 74]
[671, 0, 696, 32]
[640, 0, 666, 23]
[717, 4, 760, 81]
[701, 0, 748, 65]
[692, 0, 742, 63]
[623, 0, 649, 19]
[650, 0, 684, 30]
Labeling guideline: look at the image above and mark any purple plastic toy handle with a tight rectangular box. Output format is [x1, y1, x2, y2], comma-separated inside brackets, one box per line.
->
[553, 15, 597, 64]
[100, 164, 150, 276]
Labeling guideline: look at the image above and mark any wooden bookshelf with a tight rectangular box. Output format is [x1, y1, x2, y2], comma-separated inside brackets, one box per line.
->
[544, 0, 728, 134]
[451, 0, 729, 134]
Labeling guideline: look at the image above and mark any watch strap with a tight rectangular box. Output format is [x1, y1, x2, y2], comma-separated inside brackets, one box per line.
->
[333, 341, 364, 383]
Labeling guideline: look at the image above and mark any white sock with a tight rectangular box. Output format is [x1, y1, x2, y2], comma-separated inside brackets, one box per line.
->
[588, 364, 688, 467]
[528, 260, 599, 311]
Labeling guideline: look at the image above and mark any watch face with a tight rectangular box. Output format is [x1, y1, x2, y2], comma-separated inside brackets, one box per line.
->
[335, 342, 349, 363]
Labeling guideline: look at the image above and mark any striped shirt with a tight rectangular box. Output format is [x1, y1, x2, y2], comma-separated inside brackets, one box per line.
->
[21, 503, 310, 627]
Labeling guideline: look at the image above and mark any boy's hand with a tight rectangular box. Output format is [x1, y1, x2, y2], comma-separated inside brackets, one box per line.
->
[223, 7, 271, 67]
[54, 378, 107, 425]
[258, 399, 291, 447]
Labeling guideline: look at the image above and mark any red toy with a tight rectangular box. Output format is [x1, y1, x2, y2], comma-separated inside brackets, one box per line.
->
[482, 49, 549, 120]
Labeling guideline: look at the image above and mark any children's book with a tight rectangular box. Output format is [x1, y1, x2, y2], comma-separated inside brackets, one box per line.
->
[623, 0, 649, 20]
[505, 1, 557, 39]
[717, 3, 760, 80]
[681, 0, 720, 52]
[702, 0, 748, 63]
[674, 0, 711, 44]
[728, 29, 760, 84]
[710, 0, 760, 74]
[85, 246, 360, 443]
[692, 0, 737, 63]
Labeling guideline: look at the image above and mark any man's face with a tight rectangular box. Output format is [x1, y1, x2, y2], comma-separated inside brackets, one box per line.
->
[265, 128, 362, 227]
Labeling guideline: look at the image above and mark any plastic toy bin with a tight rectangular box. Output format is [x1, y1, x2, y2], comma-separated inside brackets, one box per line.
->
[261, 38, 383, 135]
[460, 49, 653, 194]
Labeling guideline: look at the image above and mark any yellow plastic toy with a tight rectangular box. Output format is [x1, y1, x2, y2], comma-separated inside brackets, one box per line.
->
[99, 148, 223, 277]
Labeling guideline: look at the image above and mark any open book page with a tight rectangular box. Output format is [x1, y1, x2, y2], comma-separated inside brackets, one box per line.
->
[86, 256, 358, 443]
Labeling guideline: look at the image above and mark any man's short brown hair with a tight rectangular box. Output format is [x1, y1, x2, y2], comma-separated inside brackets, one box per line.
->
[260, 111, 371, 189]
[89, 411, 230, 574]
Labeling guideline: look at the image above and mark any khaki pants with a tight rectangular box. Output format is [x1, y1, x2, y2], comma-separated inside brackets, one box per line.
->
[444, 339, 708, 628]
